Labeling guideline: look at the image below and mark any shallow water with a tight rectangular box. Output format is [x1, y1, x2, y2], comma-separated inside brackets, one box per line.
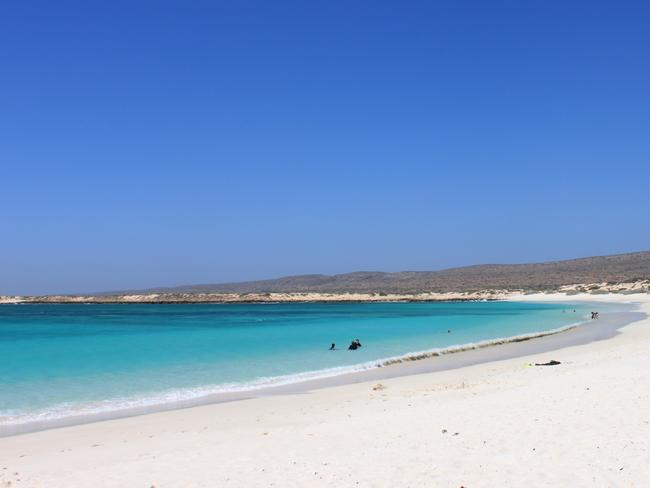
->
[0, 301, 593, 425]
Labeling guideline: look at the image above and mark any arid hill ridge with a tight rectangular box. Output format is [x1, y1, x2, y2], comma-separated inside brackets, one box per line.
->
[124, 251, 650, 295]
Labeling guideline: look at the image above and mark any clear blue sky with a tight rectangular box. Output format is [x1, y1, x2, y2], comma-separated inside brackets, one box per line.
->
[1, 1, 649, 295]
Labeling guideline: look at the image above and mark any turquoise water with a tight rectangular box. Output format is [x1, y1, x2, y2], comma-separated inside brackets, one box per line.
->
[0, 301, 591, 425]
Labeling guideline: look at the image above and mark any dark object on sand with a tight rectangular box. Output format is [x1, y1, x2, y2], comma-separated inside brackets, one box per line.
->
[329, 343, 336, 350]
[535, 360, 561, 366]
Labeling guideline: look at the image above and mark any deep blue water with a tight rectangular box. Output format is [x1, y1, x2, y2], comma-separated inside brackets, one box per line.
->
[0, 301, 590, 425]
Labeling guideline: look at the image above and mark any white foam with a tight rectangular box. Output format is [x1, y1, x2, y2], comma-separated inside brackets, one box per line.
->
[0, 320, 586, 428]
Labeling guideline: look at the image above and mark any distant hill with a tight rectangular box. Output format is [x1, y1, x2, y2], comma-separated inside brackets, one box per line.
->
[125, 251, 650, 295]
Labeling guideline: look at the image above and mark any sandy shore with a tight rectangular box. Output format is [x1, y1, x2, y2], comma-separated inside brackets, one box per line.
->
[1, 293, 649, 487]
[3, 279, 648, 304]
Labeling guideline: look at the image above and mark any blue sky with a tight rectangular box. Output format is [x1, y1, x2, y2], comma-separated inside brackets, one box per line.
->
[1, 1, 649, 295]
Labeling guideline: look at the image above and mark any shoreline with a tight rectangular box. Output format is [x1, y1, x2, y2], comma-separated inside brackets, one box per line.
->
[2, 280, 648, 305]
[1, 296, 643, 437]
[2, 292, 649, 487]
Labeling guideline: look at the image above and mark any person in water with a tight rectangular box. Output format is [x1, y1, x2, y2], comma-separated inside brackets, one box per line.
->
[329, 343, 336, 350]
[348, 339, 362, 350]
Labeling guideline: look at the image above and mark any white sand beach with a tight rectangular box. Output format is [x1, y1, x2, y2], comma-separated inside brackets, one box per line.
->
[1, 293, 649, 487]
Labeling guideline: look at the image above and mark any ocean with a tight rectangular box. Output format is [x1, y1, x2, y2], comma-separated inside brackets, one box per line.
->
[0, 301, 593, 428]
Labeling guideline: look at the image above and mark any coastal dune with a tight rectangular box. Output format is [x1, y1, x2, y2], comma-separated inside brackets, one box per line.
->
[1, 293, 649, 487]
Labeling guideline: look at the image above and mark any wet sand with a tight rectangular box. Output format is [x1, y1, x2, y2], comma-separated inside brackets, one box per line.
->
[1, 293, 649, 487]
[1, 299, 639, 436]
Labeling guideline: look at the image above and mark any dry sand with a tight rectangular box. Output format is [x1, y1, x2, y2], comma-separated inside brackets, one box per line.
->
[1, 293, 649, 487]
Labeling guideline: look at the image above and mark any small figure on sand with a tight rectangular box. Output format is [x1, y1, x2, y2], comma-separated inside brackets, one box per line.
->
[329, 343, 336, 350]
[348, 339, 362, 350]
[534, 360, 561, 366]
[591, 311, 599, 320]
